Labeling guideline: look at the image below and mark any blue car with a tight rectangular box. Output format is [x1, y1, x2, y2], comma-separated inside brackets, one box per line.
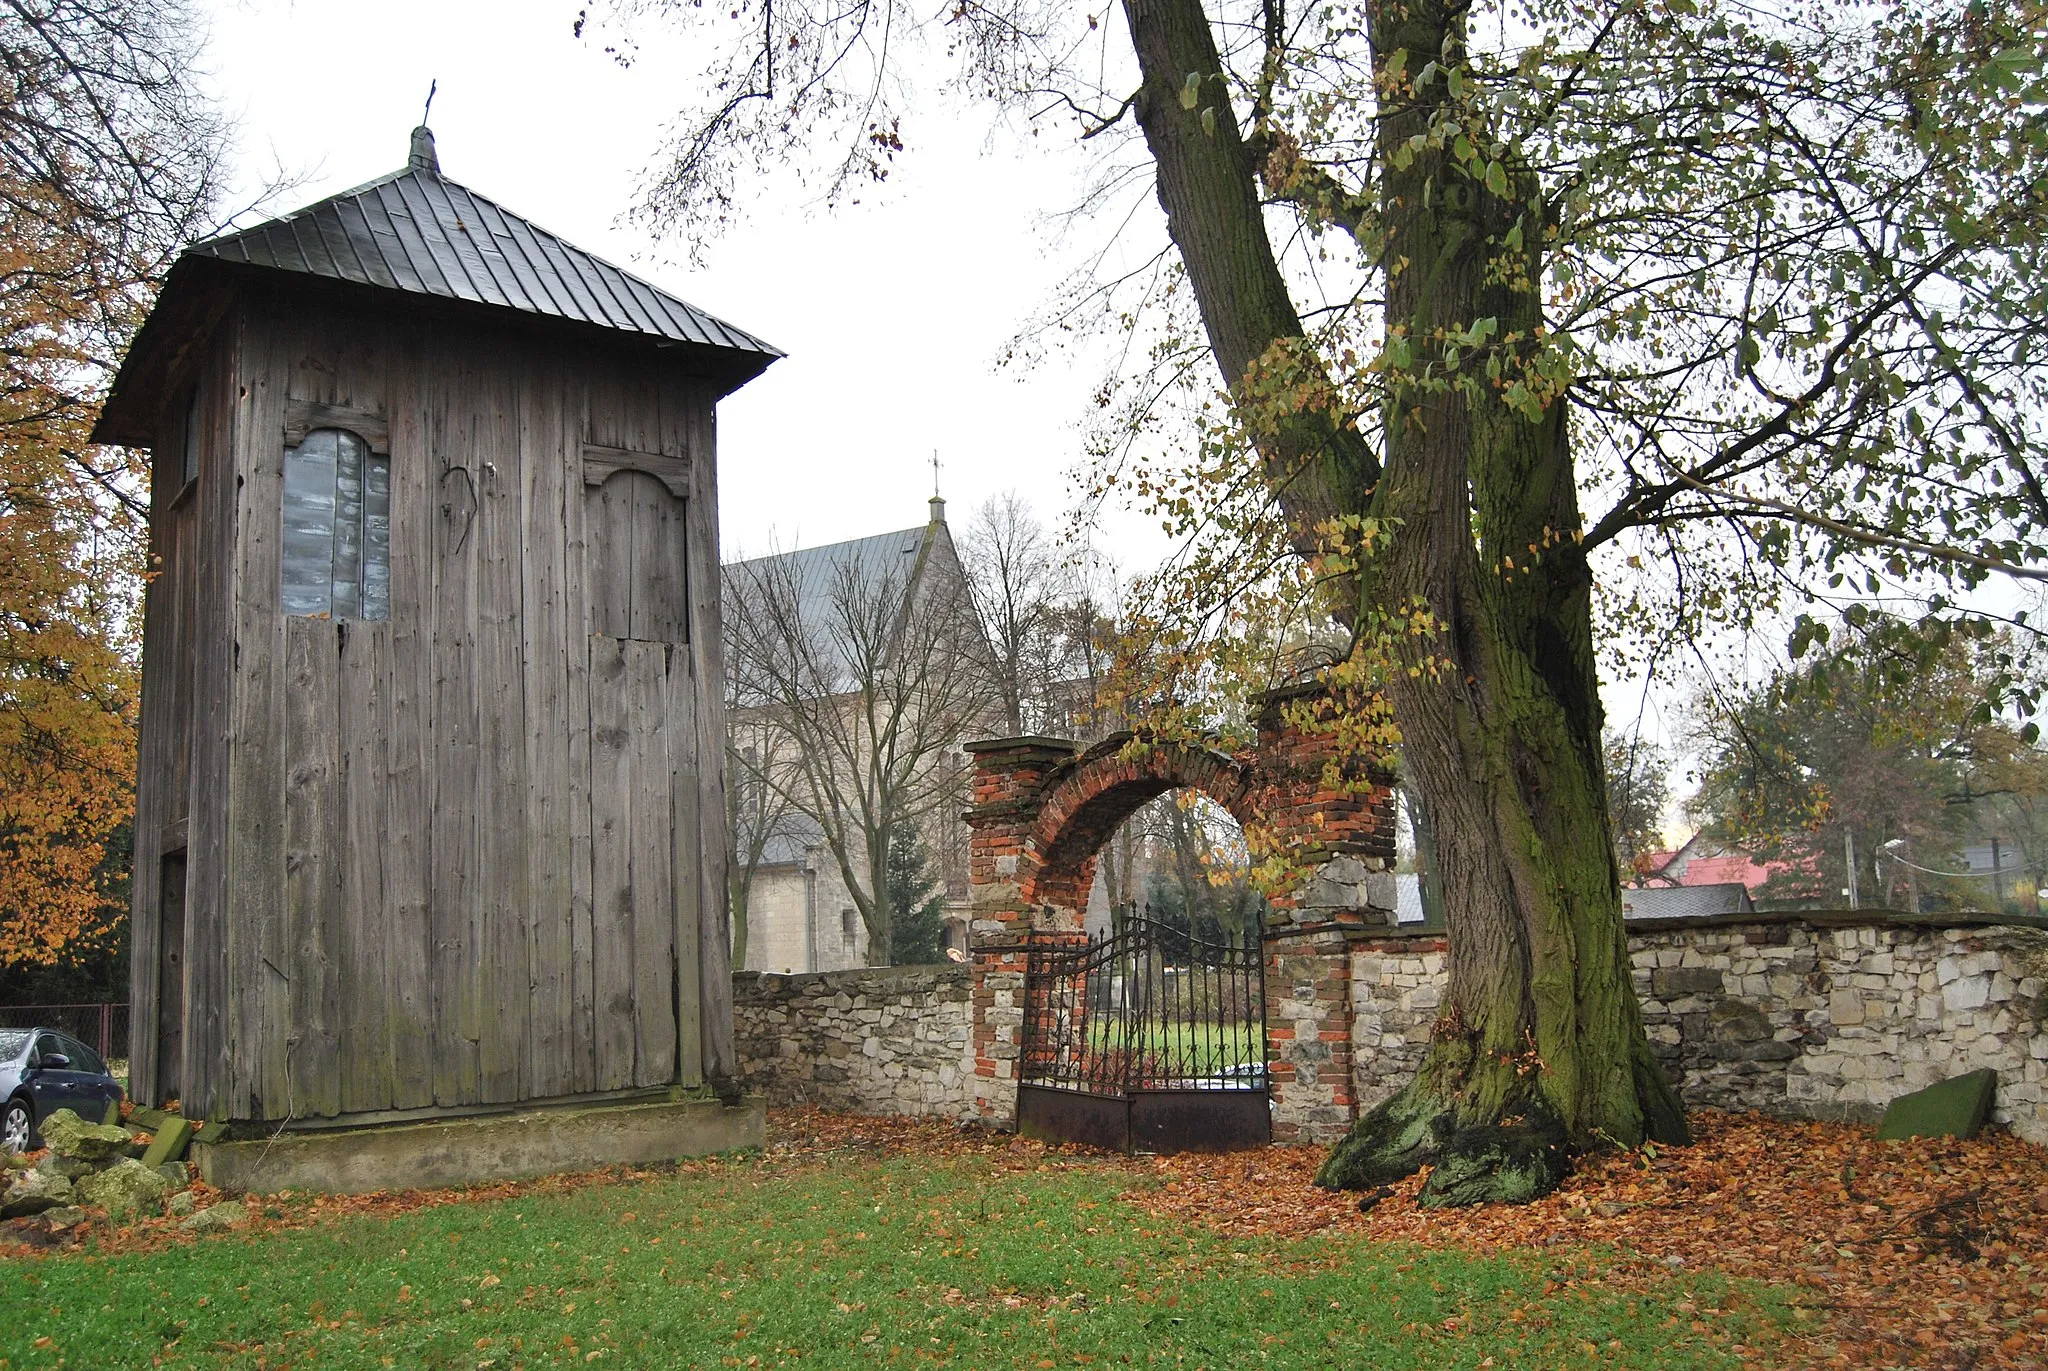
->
[0, 1028, 125, 1153]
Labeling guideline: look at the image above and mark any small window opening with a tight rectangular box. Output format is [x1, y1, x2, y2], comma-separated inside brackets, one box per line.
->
[283, 428, 389, 620]
[181, 389, 201, 487]
[841, 907, 858, 955]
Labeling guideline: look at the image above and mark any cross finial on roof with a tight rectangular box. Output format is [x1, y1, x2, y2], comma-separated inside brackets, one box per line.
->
[931, 450, 941, 499]
[410, 81, 440, 175]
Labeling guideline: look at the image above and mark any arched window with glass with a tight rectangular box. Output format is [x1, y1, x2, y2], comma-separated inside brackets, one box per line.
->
[281, 427, 390, 620]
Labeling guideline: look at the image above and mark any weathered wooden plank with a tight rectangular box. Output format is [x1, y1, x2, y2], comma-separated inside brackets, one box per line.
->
[627, 639, 677, 1086]
[581, 443, 689, 497]
[223, 303, 294, 1120]
[630, 475, 689, 645]
[282, 616, 342, 1118]
[583, 476, 635, 641]
[427, 326, 482, 1107]
[675, 378, 736, 1083]
[586, 634, 636, 1091]
[127, 400, 182, 1105]
[340, 620, 393, 1114]
[521, 352, 575, 1100]
[382, 325, 434, 1111]
[181, 322, 241, 1122]
[475, 341, 531, 1105]
[666, 644, 703, 1086]
[283, 398, 390, 452]
[564, 370, 596, 1095]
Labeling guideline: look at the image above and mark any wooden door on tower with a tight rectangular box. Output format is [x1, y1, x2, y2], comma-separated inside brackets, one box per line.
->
[583, 466, 701, 1093]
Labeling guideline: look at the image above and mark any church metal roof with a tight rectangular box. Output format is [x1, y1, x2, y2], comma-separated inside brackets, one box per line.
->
[188, 136, 779, 357]
[1621, 882, 1757, 921]
[726, 525, 930, 638]
[92, 128, 780, 446]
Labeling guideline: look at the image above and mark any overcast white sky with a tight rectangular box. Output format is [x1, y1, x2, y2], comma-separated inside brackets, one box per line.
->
[199, 0, 1155, 563]
[193, 0, 1806, 826]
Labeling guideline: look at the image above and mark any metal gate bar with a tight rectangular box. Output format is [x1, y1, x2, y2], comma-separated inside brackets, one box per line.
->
[1017, 915, 1268, 1152]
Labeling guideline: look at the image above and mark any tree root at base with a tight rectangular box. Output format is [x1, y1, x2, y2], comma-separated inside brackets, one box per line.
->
[1314, 1078, 1573, 1207]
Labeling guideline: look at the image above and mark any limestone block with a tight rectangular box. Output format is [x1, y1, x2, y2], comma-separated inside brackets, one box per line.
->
[1944, 976, 1992, 1012]
[180, 1201, 247, 1234]
[36, 1152, 94, 1180]
[1, 1167, 75, 1218]
[38, 1109, 131, 1164]
[76, 1158, 170, 1221]
[1829, 990, 1866, 1026]
[1785, 1073, 1832, 1101]
[1711, 1000, 1773, 1043]
[1653, 967, 1724, 997]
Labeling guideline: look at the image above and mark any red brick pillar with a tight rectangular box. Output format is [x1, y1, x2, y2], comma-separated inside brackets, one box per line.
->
[1265, 929, 1360, 1142]
[963, 736, 1079, 1125]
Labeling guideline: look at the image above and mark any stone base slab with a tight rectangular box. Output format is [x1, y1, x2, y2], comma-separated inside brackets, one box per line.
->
[192, 1096, 765, 1195]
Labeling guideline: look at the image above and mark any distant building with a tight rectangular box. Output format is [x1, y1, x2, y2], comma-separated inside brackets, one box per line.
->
[1636, 833, 1818, 909]
[724, 499, 980, 971]
[739, 814, 867, 974]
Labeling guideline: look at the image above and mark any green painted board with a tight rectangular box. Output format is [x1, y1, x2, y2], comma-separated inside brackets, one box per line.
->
[1877, 1069, 1998, 1141]
[139, 1115, 193, 1169]
[130, 1108, 172, 1131]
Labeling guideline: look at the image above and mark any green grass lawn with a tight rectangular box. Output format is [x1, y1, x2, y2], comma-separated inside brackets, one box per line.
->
[0, 1148, 1791, 1370]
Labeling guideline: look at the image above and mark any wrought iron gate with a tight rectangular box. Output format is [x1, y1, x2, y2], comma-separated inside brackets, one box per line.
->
[1017, 915, 1269, 1153]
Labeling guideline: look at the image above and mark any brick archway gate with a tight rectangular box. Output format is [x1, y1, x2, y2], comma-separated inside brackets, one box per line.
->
[963, 685, 1400, 1144]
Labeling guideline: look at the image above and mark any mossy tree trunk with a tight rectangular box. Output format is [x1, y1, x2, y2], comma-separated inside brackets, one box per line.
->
[1122, 0, 1687, 1204]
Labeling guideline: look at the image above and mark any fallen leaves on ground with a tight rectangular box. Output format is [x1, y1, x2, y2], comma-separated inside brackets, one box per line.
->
[1129, 1110, 2048, 1371]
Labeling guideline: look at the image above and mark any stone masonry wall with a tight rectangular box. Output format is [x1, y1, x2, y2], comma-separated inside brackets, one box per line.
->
[732, 965, 976, 1120]
[1348, 937, 1448, 1114]
[1629, 918, 2048, 1143]
[739, 915, 2048, 1147]
[1349, 915, 2048, 1145]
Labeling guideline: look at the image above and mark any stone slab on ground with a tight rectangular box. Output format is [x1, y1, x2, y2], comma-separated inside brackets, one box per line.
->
[192, 1096, 765, 1196]
[140, 1116, 192, 1169]
[1876, 1068, 1998, 1141]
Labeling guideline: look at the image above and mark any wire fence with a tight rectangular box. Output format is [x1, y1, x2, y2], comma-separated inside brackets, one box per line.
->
[0, 1003, 130, 1062]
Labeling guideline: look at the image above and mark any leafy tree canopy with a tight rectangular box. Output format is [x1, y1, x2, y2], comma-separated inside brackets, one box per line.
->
[0, 0, 225, 966]
[1691, 616, 2046, 910]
